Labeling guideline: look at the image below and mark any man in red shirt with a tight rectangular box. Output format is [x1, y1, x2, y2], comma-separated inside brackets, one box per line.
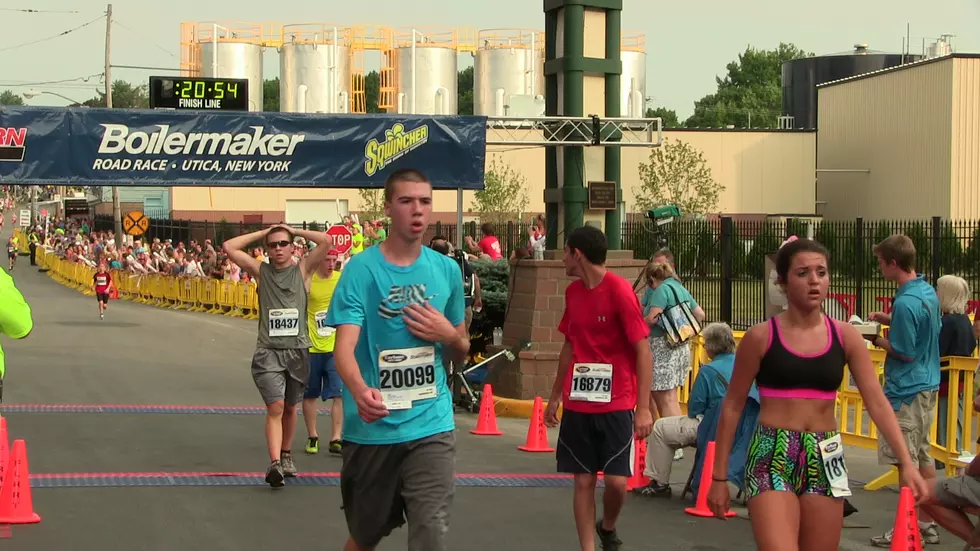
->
[545, 225, 653, 551]
[92, 264, 114, 320]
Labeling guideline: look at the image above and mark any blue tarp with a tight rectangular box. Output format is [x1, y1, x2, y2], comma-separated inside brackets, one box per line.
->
[0, 106, 487, 189]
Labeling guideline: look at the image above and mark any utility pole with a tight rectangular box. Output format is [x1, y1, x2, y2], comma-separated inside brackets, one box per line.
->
[105, 3, 123, 247]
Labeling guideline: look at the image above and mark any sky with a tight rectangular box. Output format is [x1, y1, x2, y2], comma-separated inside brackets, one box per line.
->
[1, 0, 978, 117]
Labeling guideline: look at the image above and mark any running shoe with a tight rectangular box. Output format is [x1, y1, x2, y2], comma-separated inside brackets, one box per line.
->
[305, 437, 319, 454]
[280, 452, 298, 477]
[265, 461, 285, 488]
[595, 519, 622, 551]
[328, 440, 342, 455]
[870, 523, 940, 547]
[634, 480, 671, 498]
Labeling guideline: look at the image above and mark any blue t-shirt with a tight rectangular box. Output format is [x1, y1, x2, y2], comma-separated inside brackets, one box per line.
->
[883, 275, 941, 410]
[642, 278, 699, 337]
[325, 246, 465, 445]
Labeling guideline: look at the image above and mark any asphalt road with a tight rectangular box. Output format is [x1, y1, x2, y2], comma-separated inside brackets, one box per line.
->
[0, 227, 970, 550]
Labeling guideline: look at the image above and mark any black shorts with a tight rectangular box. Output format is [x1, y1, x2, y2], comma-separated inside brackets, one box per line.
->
[96, 293, 110, 303]
[557, 409, 634, 477]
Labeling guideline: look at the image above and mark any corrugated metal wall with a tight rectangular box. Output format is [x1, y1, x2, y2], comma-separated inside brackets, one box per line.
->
[817, 58, 954, 220]
[950, 57, 980, 220]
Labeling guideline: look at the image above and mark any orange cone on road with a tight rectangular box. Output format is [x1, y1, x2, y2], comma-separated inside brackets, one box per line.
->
[518, 397, 555, 453]
[0, 439, 41, 524]
[890, 487, 922, 551]
[471, 385, 503, 436]
[0, 418, 8, 487]
[625, 437, 650, 491]
[685, 441, 736, 518]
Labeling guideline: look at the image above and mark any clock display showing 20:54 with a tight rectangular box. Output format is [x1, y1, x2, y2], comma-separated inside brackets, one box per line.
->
[175, 79, 240, 100]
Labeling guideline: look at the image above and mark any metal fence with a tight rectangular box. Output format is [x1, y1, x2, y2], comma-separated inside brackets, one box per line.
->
[92, 214, 980, 329]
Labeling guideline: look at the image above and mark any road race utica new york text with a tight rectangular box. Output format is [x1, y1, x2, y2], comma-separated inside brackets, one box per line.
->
[91, 124, 306, 173]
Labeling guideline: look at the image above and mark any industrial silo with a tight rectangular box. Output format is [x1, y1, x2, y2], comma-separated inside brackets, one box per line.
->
[473, 29, 544, 117]
[279, 24, 353, 114]
[621, 32, 647, 118]
[781, 43, 924, 129]
[195, 22, 267, 111]
[390, 27, 459, 115]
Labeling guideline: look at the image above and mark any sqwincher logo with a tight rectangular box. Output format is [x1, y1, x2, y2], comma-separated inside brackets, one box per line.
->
[363, 122, 429, 177]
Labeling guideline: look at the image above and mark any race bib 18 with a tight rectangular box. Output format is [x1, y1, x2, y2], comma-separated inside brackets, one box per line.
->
[378, 346, 438, 410]
[314, 311, 335, 337]
[818, 433, 851, 498]
[570, 363, 613, 403]
[268, 308, 300, 337]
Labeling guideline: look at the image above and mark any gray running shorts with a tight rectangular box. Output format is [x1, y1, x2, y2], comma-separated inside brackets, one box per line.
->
[341, 430, 456, 550]
[250, 347, 310, 406]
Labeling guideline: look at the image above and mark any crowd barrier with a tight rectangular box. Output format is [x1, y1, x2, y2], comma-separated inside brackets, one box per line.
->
[11, 228, 31, 255]
[37, 246, 980, 488]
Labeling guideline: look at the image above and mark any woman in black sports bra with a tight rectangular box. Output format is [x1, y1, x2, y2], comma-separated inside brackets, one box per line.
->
[707, 237, 930, 551]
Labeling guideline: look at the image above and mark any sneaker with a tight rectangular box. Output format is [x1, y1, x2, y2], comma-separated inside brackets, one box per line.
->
[328, 440, 342, 455]
[280, 452, 298, 477]
[634, 480, 672, 498]
[871, 524, 940, 547]
[674, 448, 684, 461]
[305, 437, 319, 454]
[265, 461, 285, 488]
[595, 519, 622, 551]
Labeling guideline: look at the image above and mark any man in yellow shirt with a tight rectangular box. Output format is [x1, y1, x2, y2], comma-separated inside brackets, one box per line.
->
[0, 266, 33, 402]
[303, 248, 344, 454]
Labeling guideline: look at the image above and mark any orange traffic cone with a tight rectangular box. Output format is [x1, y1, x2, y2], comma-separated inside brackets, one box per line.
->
[685, 441, 736, 518]
[471, 385, 503, 436]
[0, 418, 8, 487]
[0, 439, 40, 524]
[626, 437, 650, 491]
[890, 487, 922, 551]
[518, 397, 555, 453]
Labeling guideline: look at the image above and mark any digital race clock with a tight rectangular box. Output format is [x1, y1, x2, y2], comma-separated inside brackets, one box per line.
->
[148, 76, 250, 111]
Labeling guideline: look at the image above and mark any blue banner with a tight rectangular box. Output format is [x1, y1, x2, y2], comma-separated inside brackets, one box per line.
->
[0, 107, 487, 189]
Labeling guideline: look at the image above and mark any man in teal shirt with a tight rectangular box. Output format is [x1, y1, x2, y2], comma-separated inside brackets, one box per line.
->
[0, 267, 33, 401]
[868, 234, 942, 547]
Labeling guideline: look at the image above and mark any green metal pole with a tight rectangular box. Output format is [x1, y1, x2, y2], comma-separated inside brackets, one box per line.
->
[544, 10, 559, 251]
[562, 5, 585, 235]
[604, 8, 622, 250]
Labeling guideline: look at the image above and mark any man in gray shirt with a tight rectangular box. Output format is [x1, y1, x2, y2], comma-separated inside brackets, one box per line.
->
[223, 225, 333, 488]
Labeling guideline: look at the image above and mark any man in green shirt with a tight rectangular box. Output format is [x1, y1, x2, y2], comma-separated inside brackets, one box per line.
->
[0, 267, 33, 401]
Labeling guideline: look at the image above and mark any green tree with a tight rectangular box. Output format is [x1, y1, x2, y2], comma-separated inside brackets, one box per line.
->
[457, 66, 473, 115]
[684, 43, 812, 129]
[634, 137, 724, 216]
[358, 188, 385, 221]
[364, 70, 382, 113]
[0, 90, 24, 106]
[645, 106, 679, 128]
[263, 78, 280, 112]
[747, 223, 782, 279]
[80, 80, 149, 108]
[471, 156, 529, 224]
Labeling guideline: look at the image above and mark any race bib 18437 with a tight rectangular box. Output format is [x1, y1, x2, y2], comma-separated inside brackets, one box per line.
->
[314, 311, 335, 338]
[268, 308, 300, 337]
[378, 346, 438, 410]
[570, 363, 613, 403]
[818, 433, 851, 498]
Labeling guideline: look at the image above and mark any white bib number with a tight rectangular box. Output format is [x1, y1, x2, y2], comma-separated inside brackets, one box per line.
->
[818, 434, 851, 497]
[314, 311, 335, 338]
[378, 347, 438, 410]
[268, 308, 300, 337]
[569, 363, 613, 403]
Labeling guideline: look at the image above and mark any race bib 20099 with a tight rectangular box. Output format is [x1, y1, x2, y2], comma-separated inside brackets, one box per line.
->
[378, 346, 438, 410]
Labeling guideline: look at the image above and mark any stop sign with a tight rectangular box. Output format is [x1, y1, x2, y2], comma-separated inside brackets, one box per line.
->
[326, 224, 353, 255]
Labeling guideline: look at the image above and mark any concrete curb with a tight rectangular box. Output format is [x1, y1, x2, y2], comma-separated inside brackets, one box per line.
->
[493, 398, 536, 419]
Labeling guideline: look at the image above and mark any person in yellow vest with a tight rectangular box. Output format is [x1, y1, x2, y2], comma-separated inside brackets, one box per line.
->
[0, 266, 32, 402]
[350, 223, 365, 255]
[303, 248, 344, 454]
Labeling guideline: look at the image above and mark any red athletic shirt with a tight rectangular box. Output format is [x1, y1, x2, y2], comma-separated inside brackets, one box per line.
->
[93, 272, 112, 293]
[557, 271, 650, 413]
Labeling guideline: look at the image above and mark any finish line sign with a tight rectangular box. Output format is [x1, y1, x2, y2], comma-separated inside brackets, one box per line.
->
[0, 106, 487, 189]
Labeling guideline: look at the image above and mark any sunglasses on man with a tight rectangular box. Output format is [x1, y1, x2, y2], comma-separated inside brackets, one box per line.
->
[266, 240, 292, 249]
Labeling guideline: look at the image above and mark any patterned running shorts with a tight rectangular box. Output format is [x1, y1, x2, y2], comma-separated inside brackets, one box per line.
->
[744, 424, 839, 499]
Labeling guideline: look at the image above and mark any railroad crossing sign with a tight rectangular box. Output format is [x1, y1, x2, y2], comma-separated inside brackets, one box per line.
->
[326, 224, 353, 255]
[122, 211, 150, 236]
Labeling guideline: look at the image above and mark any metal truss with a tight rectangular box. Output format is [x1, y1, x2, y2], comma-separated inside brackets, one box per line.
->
[485, 116, 662, 147]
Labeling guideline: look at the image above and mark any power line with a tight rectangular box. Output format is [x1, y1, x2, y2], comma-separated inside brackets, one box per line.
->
[0, 72, 104, 88]
[0, 8, 82, 13]
[0, 13, 105, 54]
[113, 19, 176, 59]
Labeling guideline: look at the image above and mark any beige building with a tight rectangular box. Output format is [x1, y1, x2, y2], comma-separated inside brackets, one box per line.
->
[169, 128, 816, 224]
[816, 54, 980, 220]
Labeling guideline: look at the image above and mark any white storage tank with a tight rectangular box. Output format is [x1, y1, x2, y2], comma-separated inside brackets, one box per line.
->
[279, 24, 352, 114]
[621, 32, 647, 118]
[199, 35, 264, 112]
[474, 29, 544, 116]
[390, 27, 459, 115]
